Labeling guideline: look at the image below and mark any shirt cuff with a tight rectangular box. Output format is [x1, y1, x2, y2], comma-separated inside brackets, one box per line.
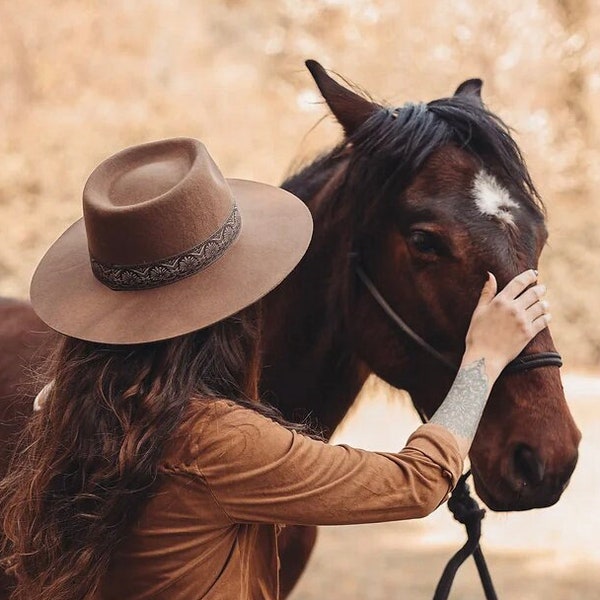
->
[404, 423, 464, 489]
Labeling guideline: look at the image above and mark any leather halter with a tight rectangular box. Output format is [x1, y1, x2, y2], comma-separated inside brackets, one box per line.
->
[355, 264, 562, 376]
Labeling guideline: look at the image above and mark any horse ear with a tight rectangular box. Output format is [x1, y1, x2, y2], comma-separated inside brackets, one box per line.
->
[305, 59, 379, 135]
[454, 78, 484, 104]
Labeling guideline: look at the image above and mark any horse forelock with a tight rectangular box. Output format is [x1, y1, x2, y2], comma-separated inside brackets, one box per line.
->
[429, 98, 541, 200]
[360, 98, 541, 206]
[285, 93, 544, 226]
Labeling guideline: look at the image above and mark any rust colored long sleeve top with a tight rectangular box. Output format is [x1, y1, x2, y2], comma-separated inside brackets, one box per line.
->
[100, 399, 463, 600]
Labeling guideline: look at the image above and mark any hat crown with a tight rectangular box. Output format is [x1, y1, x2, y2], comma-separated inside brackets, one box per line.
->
[84, 138, 235, 267]
[109, 157, 189, 207]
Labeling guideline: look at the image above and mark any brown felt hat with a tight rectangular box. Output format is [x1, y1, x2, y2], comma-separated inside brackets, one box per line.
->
[30, 138, 313, 344]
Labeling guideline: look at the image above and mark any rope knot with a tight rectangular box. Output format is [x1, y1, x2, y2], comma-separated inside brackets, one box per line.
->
[447, 474, 486, 528]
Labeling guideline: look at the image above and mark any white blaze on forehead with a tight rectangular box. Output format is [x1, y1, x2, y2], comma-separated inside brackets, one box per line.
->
[472, 170, 518, 225]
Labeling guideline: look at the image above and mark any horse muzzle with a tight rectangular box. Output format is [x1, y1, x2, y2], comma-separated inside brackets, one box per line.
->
[471, 441, 579, 511]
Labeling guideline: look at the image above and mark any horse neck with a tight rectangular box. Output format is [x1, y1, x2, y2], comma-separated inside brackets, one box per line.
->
[260, 156, 370, 437]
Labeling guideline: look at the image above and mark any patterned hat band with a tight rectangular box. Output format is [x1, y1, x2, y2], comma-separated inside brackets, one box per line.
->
[90, 203, 241, 291]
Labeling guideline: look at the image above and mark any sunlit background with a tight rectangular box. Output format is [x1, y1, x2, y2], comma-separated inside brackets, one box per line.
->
[1, 1, 599, 598]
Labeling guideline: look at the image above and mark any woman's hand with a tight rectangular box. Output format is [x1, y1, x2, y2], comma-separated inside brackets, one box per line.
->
[462, 269, 550, 381]
[430, 270, 551, 457]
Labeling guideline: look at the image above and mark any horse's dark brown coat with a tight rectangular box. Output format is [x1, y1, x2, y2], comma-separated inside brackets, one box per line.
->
[0, 299, 55, 474]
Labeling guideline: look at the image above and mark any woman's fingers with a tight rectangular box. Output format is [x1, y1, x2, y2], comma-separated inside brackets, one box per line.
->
[531, 311, 552, 336]
[477, 272, 498, 306]
[515, 284, 547, 310]
[497, 269, 538, 301]
[526, 299, 550, 321]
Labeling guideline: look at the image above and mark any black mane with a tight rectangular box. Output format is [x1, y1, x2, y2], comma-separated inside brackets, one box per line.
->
[283, 95, 543, 221]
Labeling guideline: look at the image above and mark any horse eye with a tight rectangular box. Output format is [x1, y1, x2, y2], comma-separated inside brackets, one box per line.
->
[409, 230, 441, 256]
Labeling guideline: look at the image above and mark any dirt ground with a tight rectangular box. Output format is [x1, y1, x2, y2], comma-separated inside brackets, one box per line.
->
[290, 373, 600, 600]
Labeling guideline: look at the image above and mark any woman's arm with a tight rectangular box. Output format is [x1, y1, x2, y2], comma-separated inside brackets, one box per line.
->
[179, 399, 462, 526]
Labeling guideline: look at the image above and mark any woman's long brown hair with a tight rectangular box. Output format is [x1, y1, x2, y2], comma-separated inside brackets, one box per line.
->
[0, 304, 304, 600]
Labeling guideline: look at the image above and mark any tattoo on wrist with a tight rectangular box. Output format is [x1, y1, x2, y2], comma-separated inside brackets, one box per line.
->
[430, 358, 489, 441]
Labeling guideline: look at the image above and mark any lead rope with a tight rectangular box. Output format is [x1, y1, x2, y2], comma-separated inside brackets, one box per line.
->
[431, 470, 498, 600]
[355, 263, 562, 600]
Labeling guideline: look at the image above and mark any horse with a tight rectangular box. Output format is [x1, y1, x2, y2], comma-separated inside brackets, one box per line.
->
[0, 60, 581, 598]
[260, 60, 581, 596]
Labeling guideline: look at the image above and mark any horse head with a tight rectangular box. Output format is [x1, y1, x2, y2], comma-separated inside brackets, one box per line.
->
[305, 60, 580, 511]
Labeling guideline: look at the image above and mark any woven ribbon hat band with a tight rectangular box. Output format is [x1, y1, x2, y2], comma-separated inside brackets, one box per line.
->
[90, 203, 241, 291]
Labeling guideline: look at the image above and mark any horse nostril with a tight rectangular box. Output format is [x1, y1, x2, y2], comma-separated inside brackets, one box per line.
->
[513, 444, 545, 486]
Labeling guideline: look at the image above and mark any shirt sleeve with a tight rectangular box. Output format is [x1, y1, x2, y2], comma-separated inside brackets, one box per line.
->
[179, 400, 463, 527]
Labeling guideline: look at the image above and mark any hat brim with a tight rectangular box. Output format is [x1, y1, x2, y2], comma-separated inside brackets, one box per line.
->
[30, 179, 313, 344]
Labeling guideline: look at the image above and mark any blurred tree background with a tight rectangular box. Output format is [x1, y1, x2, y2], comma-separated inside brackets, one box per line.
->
[1, 0, 598, 368]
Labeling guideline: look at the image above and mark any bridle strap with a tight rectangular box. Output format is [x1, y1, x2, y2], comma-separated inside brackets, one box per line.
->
[503, 351, 562, 373]
[356, 264, 562, 375]
[356, 265, 456, 370]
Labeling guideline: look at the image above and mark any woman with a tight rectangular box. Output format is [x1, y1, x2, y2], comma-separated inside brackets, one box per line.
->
[0, 138, 549, 600]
